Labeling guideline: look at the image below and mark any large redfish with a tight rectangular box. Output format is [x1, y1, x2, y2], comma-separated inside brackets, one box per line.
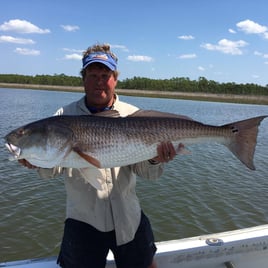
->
[5, 110, 267, 183]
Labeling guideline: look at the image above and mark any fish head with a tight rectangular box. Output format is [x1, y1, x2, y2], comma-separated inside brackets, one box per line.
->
[5, 124, 43, 157]
[5, 118, 73, 168]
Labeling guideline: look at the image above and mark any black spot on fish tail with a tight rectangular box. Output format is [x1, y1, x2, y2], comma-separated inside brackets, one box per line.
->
[231, 126, 239, 133]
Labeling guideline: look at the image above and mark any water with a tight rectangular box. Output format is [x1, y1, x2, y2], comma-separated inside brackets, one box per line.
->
[1, 88, 268, 262]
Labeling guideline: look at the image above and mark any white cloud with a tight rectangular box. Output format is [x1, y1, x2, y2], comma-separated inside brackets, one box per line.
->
[64, 53, 82, 60]
[179, 53, 197, 59]
[198, 66, 205, 71]
[236, 19, 267, 34]
[228, 28, 236, 34]
[252, 74, 260, 79]
[61, 25, 80, 32]
[178, 35, 195, 40]
[0, 35, 35, 44]
[0, 19, 50, 34]
[254, 51, 268, 58]
[111, 44, 129, 52]
[127, 55, 153, 62]
[201, 39, 248, 55]
[14, 47, 40, 55]
[63, 48, 83, 53]
[236, 19, 268, 39]
[254, 50, 262, 56]
[264, 32, 268, 39]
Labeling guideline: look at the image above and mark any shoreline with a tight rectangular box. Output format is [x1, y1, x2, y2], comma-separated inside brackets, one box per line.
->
[1, 82, 268, 105]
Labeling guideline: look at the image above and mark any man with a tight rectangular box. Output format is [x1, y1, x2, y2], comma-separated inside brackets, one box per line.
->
[20, 43, 178, 268]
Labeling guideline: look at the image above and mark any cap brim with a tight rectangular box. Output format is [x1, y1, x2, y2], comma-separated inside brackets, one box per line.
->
[83, 59, 116, 71]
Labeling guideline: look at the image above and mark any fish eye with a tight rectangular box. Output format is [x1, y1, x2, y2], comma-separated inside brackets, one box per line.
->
[17, 128, 25, 136]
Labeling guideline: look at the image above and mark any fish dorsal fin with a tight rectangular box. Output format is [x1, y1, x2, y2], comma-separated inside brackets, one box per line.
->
[129, 109, 193, 120]
[93, 110, 121, 118]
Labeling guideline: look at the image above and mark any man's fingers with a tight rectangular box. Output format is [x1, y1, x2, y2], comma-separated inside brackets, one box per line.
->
[157, 142, 176, 162]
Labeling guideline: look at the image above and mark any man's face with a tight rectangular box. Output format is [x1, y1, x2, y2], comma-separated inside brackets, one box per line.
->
[83, 63, 117, 108]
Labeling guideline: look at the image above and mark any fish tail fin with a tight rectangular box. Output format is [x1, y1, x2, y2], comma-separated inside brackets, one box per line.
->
[224, 115, 267, 170]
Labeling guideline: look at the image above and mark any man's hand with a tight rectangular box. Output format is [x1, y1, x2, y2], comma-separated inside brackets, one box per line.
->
[151, 142, 185, 163]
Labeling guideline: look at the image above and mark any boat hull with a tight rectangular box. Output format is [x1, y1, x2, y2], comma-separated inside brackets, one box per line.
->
[1, 224, 268, 268]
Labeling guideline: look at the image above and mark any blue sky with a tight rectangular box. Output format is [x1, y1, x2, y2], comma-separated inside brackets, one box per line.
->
[1, 0, 268, 86]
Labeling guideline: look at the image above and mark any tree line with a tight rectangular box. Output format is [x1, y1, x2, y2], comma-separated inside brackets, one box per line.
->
[1, 73, 268, 96]
[0, 73, 82, 87]
[118, 76, 268, 95]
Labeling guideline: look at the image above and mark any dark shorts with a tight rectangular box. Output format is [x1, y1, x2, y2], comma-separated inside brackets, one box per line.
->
[57, 211, 157, 268]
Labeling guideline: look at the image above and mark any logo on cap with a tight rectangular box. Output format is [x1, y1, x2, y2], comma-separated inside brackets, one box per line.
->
[92, 54, 108, 60]
[82, 52, 117, 71]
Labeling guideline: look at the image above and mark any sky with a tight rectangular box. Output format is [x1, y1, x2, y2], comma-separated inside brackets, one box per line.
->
[0, 0, 268, 86]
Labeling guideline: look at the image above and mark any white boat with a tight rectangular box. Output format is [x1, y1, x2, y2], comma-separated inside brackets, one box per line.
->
[1, 224, 268, 268]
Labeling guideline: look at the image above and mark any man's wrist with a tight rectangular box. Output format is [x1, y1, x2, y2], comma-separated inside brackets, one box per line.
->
[148, 159, 160, 165]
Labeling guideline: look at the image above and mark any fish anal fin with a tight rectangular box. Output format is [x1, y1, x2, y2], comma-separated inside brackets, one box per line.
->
[73, 147, 101, 168]
[78, 168, 104, 190]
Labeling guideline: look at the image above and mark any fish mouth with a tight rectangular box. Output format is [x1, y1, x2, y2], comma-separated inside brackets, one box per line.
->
[5, 143, 21, 159]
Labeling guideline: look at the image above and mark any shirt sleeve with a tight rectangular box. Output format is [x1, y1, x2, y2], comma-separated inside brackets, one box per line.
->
[131, 160, 164, 180]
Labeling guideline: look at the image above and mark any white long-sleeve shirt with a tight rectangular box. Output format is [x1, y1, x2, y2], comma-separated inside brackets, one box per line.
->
[39, 95, 163, 245]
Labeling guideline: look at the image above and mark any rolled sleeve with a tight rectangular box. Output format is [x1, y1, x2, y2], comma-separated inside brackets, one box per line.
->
[132, 160, 164, 180]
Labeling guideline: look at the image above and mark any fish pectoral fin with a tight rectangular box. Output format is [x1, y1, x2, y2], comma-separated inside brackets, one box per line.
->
[72, 147, 101, 168]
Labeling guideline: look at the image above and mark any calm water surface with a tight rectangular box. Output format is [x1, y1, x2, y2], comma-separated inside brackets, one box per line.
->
[1, 88, 268, 262]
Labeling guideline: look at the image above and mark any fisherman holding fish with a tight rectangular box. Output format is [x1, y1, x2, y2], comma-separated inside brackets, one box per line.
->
[6, 42, 266, 267]
[17, 43, 178, 268]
